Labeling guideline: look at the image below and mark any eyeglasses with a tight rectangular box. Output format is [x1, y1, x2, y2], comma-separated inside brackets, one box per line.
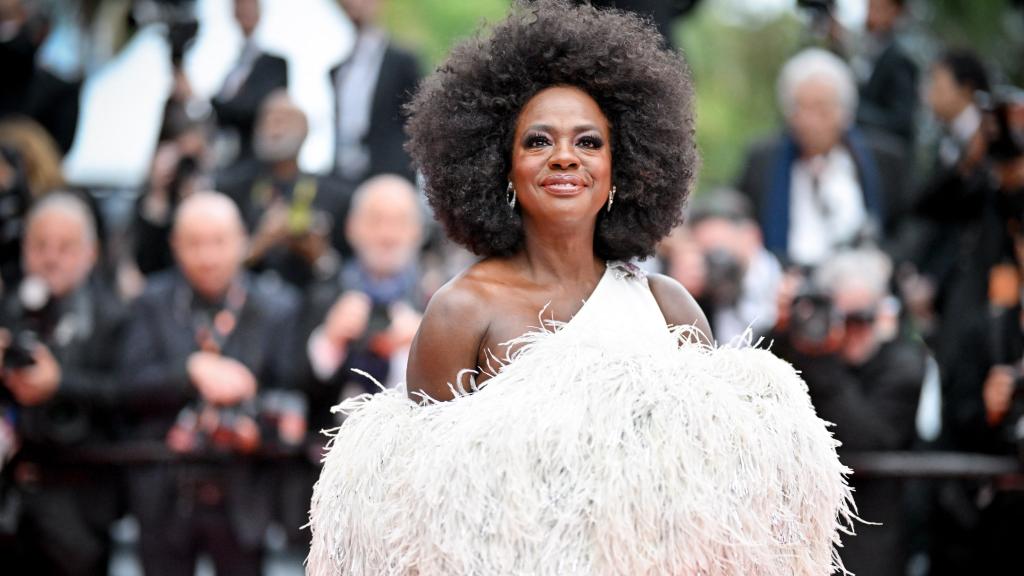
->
[842, 309, 877, 329]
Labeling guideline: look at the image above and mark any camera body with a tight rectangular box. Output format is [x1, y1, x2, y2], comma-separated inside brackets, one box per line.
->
[703, 248, 744, 310]
[789, 277, 841, 351]
[168, 390, 308, 454]
[2, 277, 55, 369]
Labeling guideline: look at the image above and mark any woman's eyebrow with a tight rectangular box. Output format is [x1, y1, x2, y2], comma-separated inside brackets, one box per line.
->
[523, 123, 603, 133]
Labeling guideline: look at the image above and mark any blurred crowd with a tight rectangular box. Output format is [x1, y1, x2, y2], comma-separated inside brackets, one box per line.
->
[0, 0, 1023, 575]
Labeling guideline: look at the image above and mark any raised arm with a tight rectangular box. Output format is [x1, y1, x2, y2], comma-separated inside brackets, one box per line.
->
[647, 273, 713, 345]
[405, 281, 489, 403]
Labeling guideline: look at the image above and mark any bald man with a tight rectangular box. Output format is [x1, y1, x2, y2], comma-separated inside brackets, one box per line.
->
[0, 192, 127, 576]
[118, 191, 299, 576]
[219, 90, 353, 288]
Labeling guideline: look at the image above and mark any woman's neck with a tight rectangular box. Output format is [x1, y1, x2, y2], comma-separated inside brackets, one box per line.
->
[517, 217, 604, 285]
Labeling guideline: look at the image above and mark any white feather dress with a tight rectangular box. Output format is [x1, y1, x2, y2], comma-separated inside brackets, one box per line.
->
[307, 261, 856, 575]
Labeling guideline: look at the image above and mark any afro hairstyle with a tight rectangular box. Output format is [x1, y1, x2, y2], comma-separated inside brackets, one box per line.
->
[405, 0, 699, 260]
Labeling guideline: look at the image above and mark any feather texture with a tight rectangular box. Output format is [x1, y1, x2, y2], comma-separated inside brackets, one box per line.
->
[307, 316, 856, 576]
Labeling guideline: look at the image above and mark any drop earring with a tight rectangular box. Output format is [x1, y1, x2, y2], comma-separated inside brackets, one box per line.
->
[607, 186, 616, 212]
[507, 181, 516, 209]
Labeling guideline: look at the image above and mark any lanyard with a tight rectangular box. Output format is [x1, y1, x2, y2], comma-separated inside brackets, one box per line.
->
[192, 282, 247, 355]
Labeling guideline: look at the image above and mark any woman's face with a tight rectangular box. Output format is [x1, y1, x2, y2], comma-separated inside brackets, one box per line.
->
[509, 86, 612, 227]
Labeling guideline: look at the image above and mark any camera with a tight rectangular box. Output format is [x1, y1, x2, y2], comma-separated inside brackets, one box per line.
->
[789, 281, 840, 350]
[703, 248, 744, 309]
[977, 89, 1024, 164]
[2, 277, 54, 370]
[168, 401, 261, 454]
[166, 390, 308, 454]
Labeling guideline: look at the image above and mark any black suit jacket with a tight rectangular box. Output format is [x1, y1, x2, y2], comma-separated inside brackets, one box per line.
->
[736, 130, 908, 239]
[218, 167, 357, 287]
[330, 42, 421, 183]
[857, 41, 919, 145]
[118, 270, 299, 546]
[118, 270, 299, 439]
[212, 52, 289, 160]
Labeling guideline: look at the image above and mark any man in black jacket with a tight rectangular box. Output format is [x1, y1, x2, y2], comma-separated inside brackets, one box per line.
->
[736, 48, 907, 265]
[770, 247, 926, 576]
[119, 191, 298, 576]
[212, 0, 288, 165]
[0, 192, 126, 576]
[855, 0, 919, 147]
[331, 0, 422, 184]
[220, 90, 353, 289]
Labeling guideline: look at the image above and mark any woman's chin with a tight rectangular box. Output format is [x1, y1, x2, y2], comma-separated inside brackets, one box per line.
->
[527, 202, 603, 226]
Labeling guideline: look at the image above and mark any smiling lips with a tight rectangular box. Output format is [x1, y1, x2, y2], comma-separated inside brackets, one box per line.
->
[539, 174, 587, 196]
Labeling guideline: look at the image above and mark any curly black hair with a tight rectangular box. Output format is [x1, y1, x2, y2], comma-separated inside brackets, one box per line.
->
[405, 0, 699, 260]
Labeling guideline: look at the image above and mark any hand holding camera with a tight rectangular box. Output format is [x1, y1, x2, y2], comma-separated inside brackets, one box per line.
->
[323, 291, 373, 349]
[2, 337, 61, 407]
[369, 301, 422, 358]
[186, 351, 257, 407]
[984, 364, 1018, 427]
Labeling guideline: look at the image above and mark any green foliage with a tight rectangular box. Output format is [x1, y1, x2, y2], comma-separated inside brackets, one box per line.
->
[380, 0, 511, 71]
[674, 7, 801, 193]
[922, 0, 1023, 84]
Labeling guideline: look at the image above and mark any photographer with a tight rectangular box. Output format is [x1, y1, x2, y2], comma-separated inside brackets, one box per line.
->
[770, 247, 926, 576]
[0, 192, 126, 576]
[221, 90, 351, 289]
[119, 191, 299, 576]
[900, 53, 1016, 371]
[664, 188, 782, 343]
[298, 175, 423, 431]
[133, 99, 215, 277]
[949, 86, 1024, 563]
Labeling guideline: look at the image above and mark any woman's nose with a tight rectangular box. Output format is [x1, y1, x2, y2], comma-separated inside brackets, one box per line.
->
[548, 139, 580, 170]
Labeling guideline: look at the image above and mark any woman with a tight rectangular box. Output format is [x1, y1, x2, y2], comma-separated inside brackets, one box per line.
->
[308, 2, 854, 574]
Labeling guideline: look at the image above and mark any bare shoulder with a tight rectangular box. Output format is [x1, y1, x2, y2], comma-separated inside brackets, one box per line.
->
[405, 262, 500, 402]
[646, 273, 713, 344]
[423, 269, 493, 326]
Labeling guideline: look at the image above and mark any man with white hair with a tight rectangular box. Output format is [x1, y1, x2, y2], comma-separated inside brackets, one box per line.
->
[0, 192, 127, 575]
[737, 48, 906, 267]
[769, 247, 926, 576]
[118, 191, 299, 576]
[297, 174, 424, 425]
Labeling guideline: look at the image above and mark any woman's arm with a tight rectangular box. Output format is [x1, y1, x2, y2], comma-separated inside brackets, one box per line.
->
[405, 281, 490, 402]
[647, 273, 713, 345]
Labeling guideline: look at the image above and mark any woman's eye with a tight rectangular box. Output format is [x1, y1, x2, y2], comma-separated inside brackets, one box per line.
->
[525, 134, 550, 148]
[577, 136, 604, 149]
